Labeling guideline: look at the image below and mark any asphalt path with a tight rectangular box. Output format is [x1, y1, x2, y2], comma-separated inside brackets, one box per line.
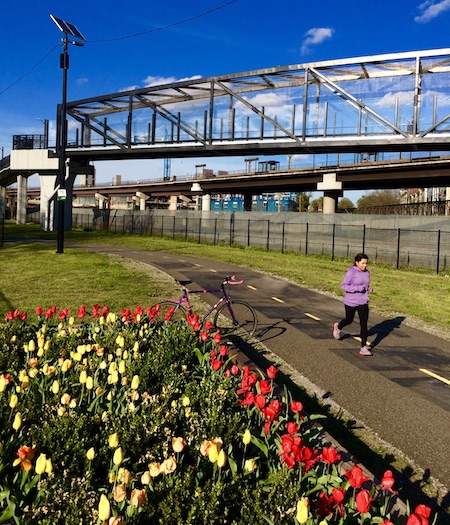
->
[72, 243, 450, 508]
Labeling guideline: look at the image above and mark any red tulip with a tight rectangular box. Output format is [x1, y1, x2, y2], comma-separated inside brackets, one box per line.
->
[345, 465, 370, 488]
[355, 489, 373, 513]
[266, 365, 277, 379]
[381, 470, 398, 494]
[290, 400, 303, 413]
[321, 446, 342, 464]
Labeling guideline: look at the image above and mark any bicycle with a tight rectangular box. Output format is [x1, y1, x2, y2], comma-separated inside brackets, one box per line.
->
[150, 275, 258, 341]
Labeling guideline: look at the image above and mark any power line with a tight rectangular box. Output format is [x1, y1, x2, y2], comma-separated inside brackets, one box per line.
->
[0, 43, 61, 97]
[88, 0, 240, 43]
[0, 1, 240, 98]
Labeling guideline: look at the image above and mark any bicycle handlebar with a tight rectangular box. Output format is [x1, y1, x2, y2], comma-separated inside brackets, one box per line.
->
[224, 275, 244, 285]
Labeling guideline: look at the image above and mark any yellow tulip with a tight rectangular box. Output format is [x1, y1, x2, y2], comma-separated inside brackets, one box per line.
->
[51, 380, 60, 394]
[141, 471, 151, 484]
[0, 376, 6, 392]
[243, 429, 251, 445]
[44, 340, 51, 351]
[86, 447, 95, 461]
[57, 406, 66, 416]
[35, 453, 47, 475]
[86, 376, 94, 390]
[131, 375, 140, 390]
[69, 398, 77, 408]
[99, 315, 105, 325]
[182, 396, 190, 407]
[98, 494, 111, 521]
[79, 370, 87, 384]
[68, 316, 75, 325]
[118, 361, 126, 374]
[28, 340, 36, 352]
[296, 497, 310, 524]
[244, 458, 256, 473]
[9, 394, 18, 409]
[12, 412, 22, 431]
[61, 393, 71, 405]
[113, 447, 124, 466]
[61, 359, 72, 372]
[149, 462, 161, 477]
[45, 458, 53, 474]
[217, 449, 226, 468]
[108, 362, 117, 374]
[208, 443, 219, 463]
[118, 467, 131, 484]
[19, 370, 28, 382]
[108, 433, 119, 448]
[21, 377, 30, 389]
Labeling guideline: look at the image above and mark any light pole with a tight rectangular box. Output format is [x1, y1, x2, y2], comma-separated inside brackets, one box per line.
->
[50, 15, 85, 254]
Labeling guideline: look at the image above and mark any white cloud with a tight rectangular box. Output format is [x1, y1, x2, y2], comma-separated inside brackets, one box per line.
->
[76, 77, 89, 86]
[143, 74, 202, 87]
[414, 0, 450, 23]
[301, 27, 334, 54]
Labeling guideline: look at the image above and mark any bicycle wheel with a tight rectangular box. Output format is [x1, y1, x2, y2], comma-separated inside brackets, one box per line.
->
[152, 301, 187, 323]
[213, 300, 257, 341]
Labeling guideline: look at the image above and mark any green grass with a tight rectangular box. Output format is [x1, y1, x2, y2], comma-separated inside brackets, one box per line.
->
[2, 222, 450, 336]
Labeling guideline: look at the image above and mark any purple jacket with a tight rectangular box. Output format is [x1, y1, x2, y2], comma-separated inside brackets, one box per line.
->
[341, 265, 370, 307]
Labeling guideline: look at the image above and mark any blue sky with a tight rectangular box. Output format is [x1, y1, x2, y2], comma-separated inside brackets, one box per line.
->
[2, 0, 450, 200]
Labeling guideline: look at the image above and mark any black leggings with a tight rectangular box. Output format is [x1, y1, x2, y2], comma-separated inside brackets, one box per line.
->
[338, 303, 369, 346]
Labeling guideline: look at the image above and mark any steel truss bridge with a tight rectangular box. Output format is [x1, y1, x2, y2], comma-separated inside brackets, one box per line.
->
[3, 47, 450, 226]
[62, 47, 450, 162]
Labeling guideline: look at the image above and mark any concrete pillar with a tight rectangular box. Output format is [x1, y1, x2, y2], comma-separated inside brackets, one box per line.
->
[95, 193, 108, 209]
[317, 173, 343, 215]
[16, 175, 28, 225]
[323, 191, 339, 214]
[136, 191, 148, 211]
[202, 193, 211, 211]
[243, 193, 252, 211]
[0, 186, 6, 216]
[168, 196, 177, 210]
[39, 169, 76, 231]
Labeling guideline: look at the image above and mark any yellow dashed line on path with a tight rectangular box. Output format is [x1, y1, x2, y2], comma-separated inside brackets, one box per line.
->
[194, 264, 201, 267]
[305, 313, 321, 321]
[247, 285, 257, 291]
[420, 368, 450, 386]
[271, 297, 284, 303]
[210, 269, 217, 273]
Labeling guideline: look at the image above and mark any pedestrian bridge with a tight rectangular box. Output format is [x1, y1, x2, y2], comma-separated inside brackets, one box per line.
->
[2, 48, 450, 226]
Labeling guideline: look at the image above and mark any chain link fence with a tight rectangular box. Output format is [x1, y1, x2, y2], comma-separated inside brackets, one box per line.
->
[63, 209, 450, 273]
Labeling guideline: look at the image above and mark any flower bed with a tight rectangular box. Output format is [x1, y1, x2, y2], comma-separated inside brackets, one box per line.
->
[0, 306, 435, 524]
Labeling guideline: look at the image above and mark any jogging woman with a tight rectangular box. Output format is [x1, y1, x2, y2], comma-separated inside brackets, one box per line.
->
[333, 253, 373, 356]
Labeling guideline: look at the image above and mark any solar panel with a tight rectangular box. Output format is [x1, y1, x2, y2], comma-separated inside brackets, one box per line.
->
[50, 14, 86, 41]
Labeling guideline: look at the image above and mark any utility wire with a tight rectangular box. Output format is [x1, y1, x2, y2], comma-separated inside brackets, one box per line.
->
[88, 0, 240, 42]
[0, 43, 60, 96]
[0, 0, 240, 97]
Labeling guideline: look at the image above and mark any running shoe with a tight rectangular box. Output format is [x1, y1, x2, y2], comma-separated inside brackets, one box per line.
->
[333, 323, 341, 340]
[359, 346, 373, 356]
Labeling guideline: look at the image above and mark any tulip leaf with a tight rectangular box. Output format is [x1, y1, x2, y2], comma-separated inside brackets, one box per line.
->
[227, 456, 238, 477]
[250, 436, 269, 457]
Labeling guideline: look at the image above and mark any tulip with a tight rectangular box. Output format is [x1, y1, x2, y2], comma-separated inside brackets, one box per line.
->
[118, 360, 126, 374]
[296, 497, 309, 524]
[61, 359, 72, 372]
[130, 489, 146, 508]
[355, 489, 373, 513]
[45, 458, 53, 474]
[217, 449, 226, 468]
[108, 433, 119, 448]
[208, 443, 219, 463]
[12, 412, 22, 431]
[243, 429, 251, 445]
[9, 394, 18, 409]
[51, 380, 60, 394]
[182, 396, 190, 407]
[160, 457, 177, 474]
[113, 484, 127, 502]
[0, 376, 6, 392]
[61, 393, 71, 405]
[244, 458, 256, 473]
[131, 375, 140, 390]
[149, 462, 161, 477]
[118, 467, 131, 484]
[172, 437, 186, 453]
[113, 447, 124, 466]
[79, 370, 87, 384]
[141, 471, 151, 484]
[98, 494, 111, 521]
[57, 407, 66, 416]
[28, 340, 36, 352]
[87, 447, 95, 461]
[35, 453, 47, 474]
[86, 376, 94, 390]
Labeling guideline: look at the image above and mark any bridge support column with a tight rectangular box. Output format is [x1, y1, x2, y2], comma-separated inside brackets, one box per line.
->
[168, 196, 177, 210]
[243, 193, 252, 211]
[16, 175, 28, 225]
[136, 191, 148, 211]
[0, 186, 6, 216]
[202, 193, 211, 211]
[317, 173, 342, 214]
[39, 170, 76, 231]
